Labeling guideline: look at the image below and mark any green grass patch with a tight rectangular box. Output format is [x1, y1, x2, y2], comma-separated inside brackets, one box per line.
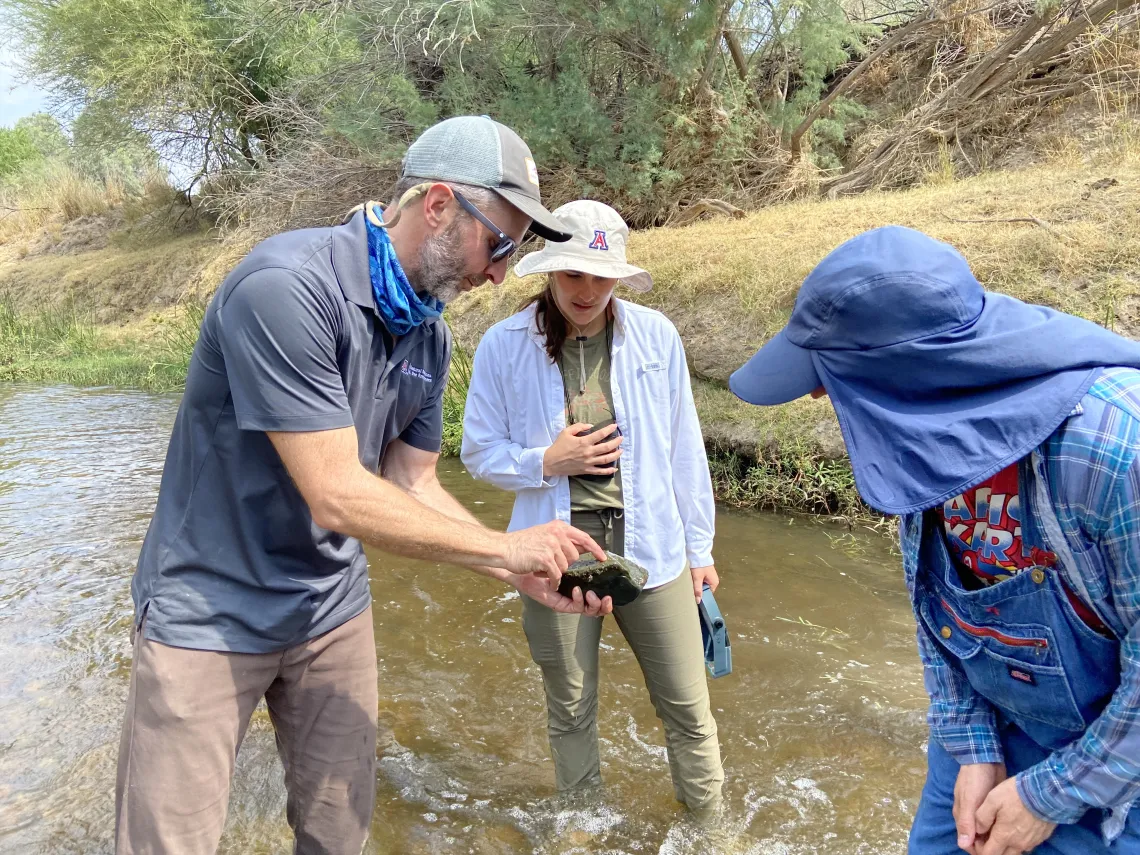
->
[0, 298, 874, 520]
[0, 298, 202, 392]
[707, 450, 865, 522]
[693, 380, 874, 523]
[441, 345, 473, 458]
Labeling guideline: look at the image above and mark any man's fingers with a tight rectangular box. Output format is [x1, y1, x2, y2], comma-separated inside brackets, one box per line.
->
[584, 466, 618, 475]
[546, 582, 580, 613]
[551, 545, 574, 580]
[567, 527, 607, 561]
[975, 797, 997, 836]
[978, 829, 1008, 855]
[567, 422, 594, 436]
[544, 543, 567, 584]
[956, 801, 977, 852]
[558, 584, 584, 613]
[583, 589, 606, 616]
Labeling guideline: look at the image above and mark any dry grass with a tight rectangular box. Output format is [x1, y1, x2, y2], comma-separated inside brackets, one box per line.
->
[1, 163, 121, 240]
[446, 153, 1140, 518]
[3, 150, 1139, 518]
[0, 230, 220, 323]
[0, 162, 192, 252]
[827, 1, 1140, 192]
[451, 155, 1140, 369]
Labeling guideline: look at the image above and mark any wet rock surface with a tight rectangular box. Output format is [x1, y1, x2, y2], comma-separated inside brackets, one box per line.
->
[557, 552, 649, 606]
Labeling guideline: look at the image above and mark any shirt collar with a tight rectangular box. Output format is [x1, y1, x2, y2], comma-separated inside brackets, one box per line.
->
[330, 210, 381, 316]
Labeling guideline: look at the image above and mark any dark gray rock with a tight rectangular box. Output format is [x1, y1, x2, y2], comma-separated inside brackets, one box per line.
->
[557, 551, 649, 606]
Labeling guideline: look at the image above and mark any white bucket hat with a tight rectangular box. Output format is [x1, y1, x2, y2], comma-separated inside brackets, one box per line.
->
[513, 200, 653, 293]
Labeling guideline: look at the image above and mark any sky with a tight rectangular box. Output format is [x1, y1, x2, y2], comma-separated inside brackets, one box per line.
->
[0, 47, 50, 127]
[0, 44, 195, 185]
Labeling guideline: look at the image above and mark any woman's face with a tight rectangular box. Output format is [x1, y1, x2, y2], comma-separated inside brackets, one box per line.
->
[550, 270, 618, 332]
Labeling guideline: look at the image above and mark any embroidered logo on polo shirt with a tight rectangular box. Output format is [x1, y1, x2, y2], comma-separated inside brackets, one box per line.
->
[401, 359, 433, 383]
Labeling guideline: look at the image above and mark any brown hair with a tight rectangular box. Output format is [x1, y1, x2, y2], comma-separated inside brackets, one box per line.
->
[520, 275, 614, 362]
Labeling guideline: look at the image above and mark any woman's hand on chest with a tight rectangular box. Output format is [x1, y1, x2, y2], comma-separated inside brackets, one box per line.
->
[543, 422, 623, 478]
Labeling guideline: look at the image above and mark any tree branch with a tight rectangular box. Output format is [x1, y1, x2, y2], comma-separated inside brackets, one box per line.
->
[941, 213, 1065, 238]
[788, 8, 934, 161]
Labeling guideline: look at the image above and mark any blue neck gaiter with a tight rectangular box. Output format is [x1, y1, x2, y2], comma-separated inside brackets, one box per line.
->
[364, 206, 444, 336]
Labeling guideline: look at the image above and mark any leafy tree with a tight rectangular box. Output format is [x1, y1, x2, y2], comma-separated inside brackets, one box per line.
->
[71, 100, 158, 185]
[0, 125, 42, 178]
[14, 112, 68, 159]
[3, 0, 351, 176]
[3, 0, 883, 213]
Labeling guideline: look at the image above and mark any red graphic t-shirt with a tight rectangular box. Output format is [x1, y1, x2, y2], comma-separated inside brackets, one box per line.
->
[937, 462, 1108, 633]
[938, 463, 1033, 584]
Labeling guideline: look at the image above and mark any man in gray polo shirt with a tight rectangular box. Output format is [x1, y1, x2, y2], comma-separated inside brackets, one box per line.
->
[115, 116, 612, 855]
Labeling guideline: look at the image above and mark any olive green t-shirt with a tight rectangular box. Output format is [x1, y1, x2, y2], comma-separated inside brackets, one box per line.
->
[558, 324, 625, 511]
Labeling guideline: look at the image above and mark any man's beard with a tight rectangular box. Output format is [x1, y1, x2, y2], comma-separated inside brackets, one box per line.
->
[406, 218, 469, 305]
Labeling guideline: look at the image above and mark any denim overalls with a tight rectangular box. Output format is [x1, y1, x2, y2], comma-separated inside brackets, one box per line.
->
[906, 457, 1138, 854]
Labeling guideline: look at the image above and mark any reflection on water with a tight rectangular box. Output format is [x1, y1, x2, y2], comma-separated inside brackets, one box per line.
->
[0, 384, 927, 854]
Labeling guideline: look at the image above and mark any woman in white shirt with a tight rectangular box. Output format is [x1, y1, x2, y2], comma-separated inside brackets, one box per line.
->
[461, 200, 724, 814]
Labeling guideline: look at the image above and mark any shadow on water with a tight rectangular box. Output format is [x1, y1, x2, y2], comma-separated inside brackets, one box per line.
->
[0, 384, 927, 854]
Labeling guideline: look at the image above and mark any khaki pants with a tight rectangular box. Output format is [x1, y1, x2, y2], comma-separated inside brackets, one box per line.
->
[115, 607, 379, 855]
[521, 510, 724, 812]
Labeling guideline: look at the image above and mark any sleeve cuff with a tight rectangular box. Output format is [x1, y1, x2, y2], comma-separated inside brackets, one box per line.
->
[933, 731, 1004, 766]
[520, 445, 556, 489]
[399, 430, 443, 453]
[236, 410, 354, 432]
[688, 549, 714, 568]
[1016, 766, 1089, 825]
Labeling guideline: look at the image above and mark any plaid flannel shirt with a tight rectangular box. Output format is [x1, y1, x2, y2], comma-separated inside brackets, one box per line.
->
[900, 367, 1140, 837]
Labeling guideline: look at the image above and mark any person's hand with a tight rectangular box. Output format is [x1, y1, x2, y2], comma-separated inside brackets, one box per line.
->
[691, 564, 719, 603]
[975, 776, 1057, 855]
[501, 521, 605, 584]
[954, 762, 1007, 854]
[512, 573, 614, 616]
[543, 423, 623, 478]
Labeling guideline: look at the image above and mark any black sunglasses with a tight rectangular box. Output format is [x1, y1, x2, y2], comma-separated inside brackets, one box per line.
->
[452, 189, 517, 264]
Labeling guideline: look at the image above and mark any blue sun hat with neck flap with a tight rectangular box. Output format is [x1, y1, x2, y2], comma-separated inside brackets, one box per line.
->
[729, 225, 1140, 515]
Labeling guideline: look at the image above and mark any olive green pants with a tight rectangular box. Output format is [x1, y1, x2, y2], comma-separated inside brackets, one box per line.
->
[521, 509, 724, 812]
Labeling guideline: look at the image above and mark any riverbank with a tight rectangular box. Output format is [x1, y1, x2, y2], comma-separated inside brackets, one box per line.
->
[0, 299, 201, 393]
[3, 151, 1138, 522]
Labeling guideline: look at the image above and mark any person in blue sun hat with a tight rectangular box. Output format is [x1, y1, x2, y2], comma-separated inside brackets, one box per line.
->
[731, 225, 1140, 855]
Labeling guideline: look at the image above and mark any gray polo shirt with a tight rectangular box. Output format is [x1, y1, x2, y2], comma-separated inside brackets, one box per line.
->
[132, 211, 452, 653]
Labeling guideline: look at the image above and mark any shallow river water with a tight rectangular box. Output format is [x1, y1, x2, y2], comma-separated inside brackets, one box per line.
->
[0, 384, 928, 854]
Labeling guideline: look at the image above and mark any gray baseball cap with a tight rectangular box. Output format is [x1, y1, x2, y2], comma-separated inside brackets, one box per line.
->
[402, 116, 572, 242]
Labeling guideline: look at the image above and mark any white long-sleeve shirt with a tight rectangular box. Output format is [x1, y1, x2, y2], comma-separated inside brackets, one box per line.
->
[461, 299, 715, 588]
